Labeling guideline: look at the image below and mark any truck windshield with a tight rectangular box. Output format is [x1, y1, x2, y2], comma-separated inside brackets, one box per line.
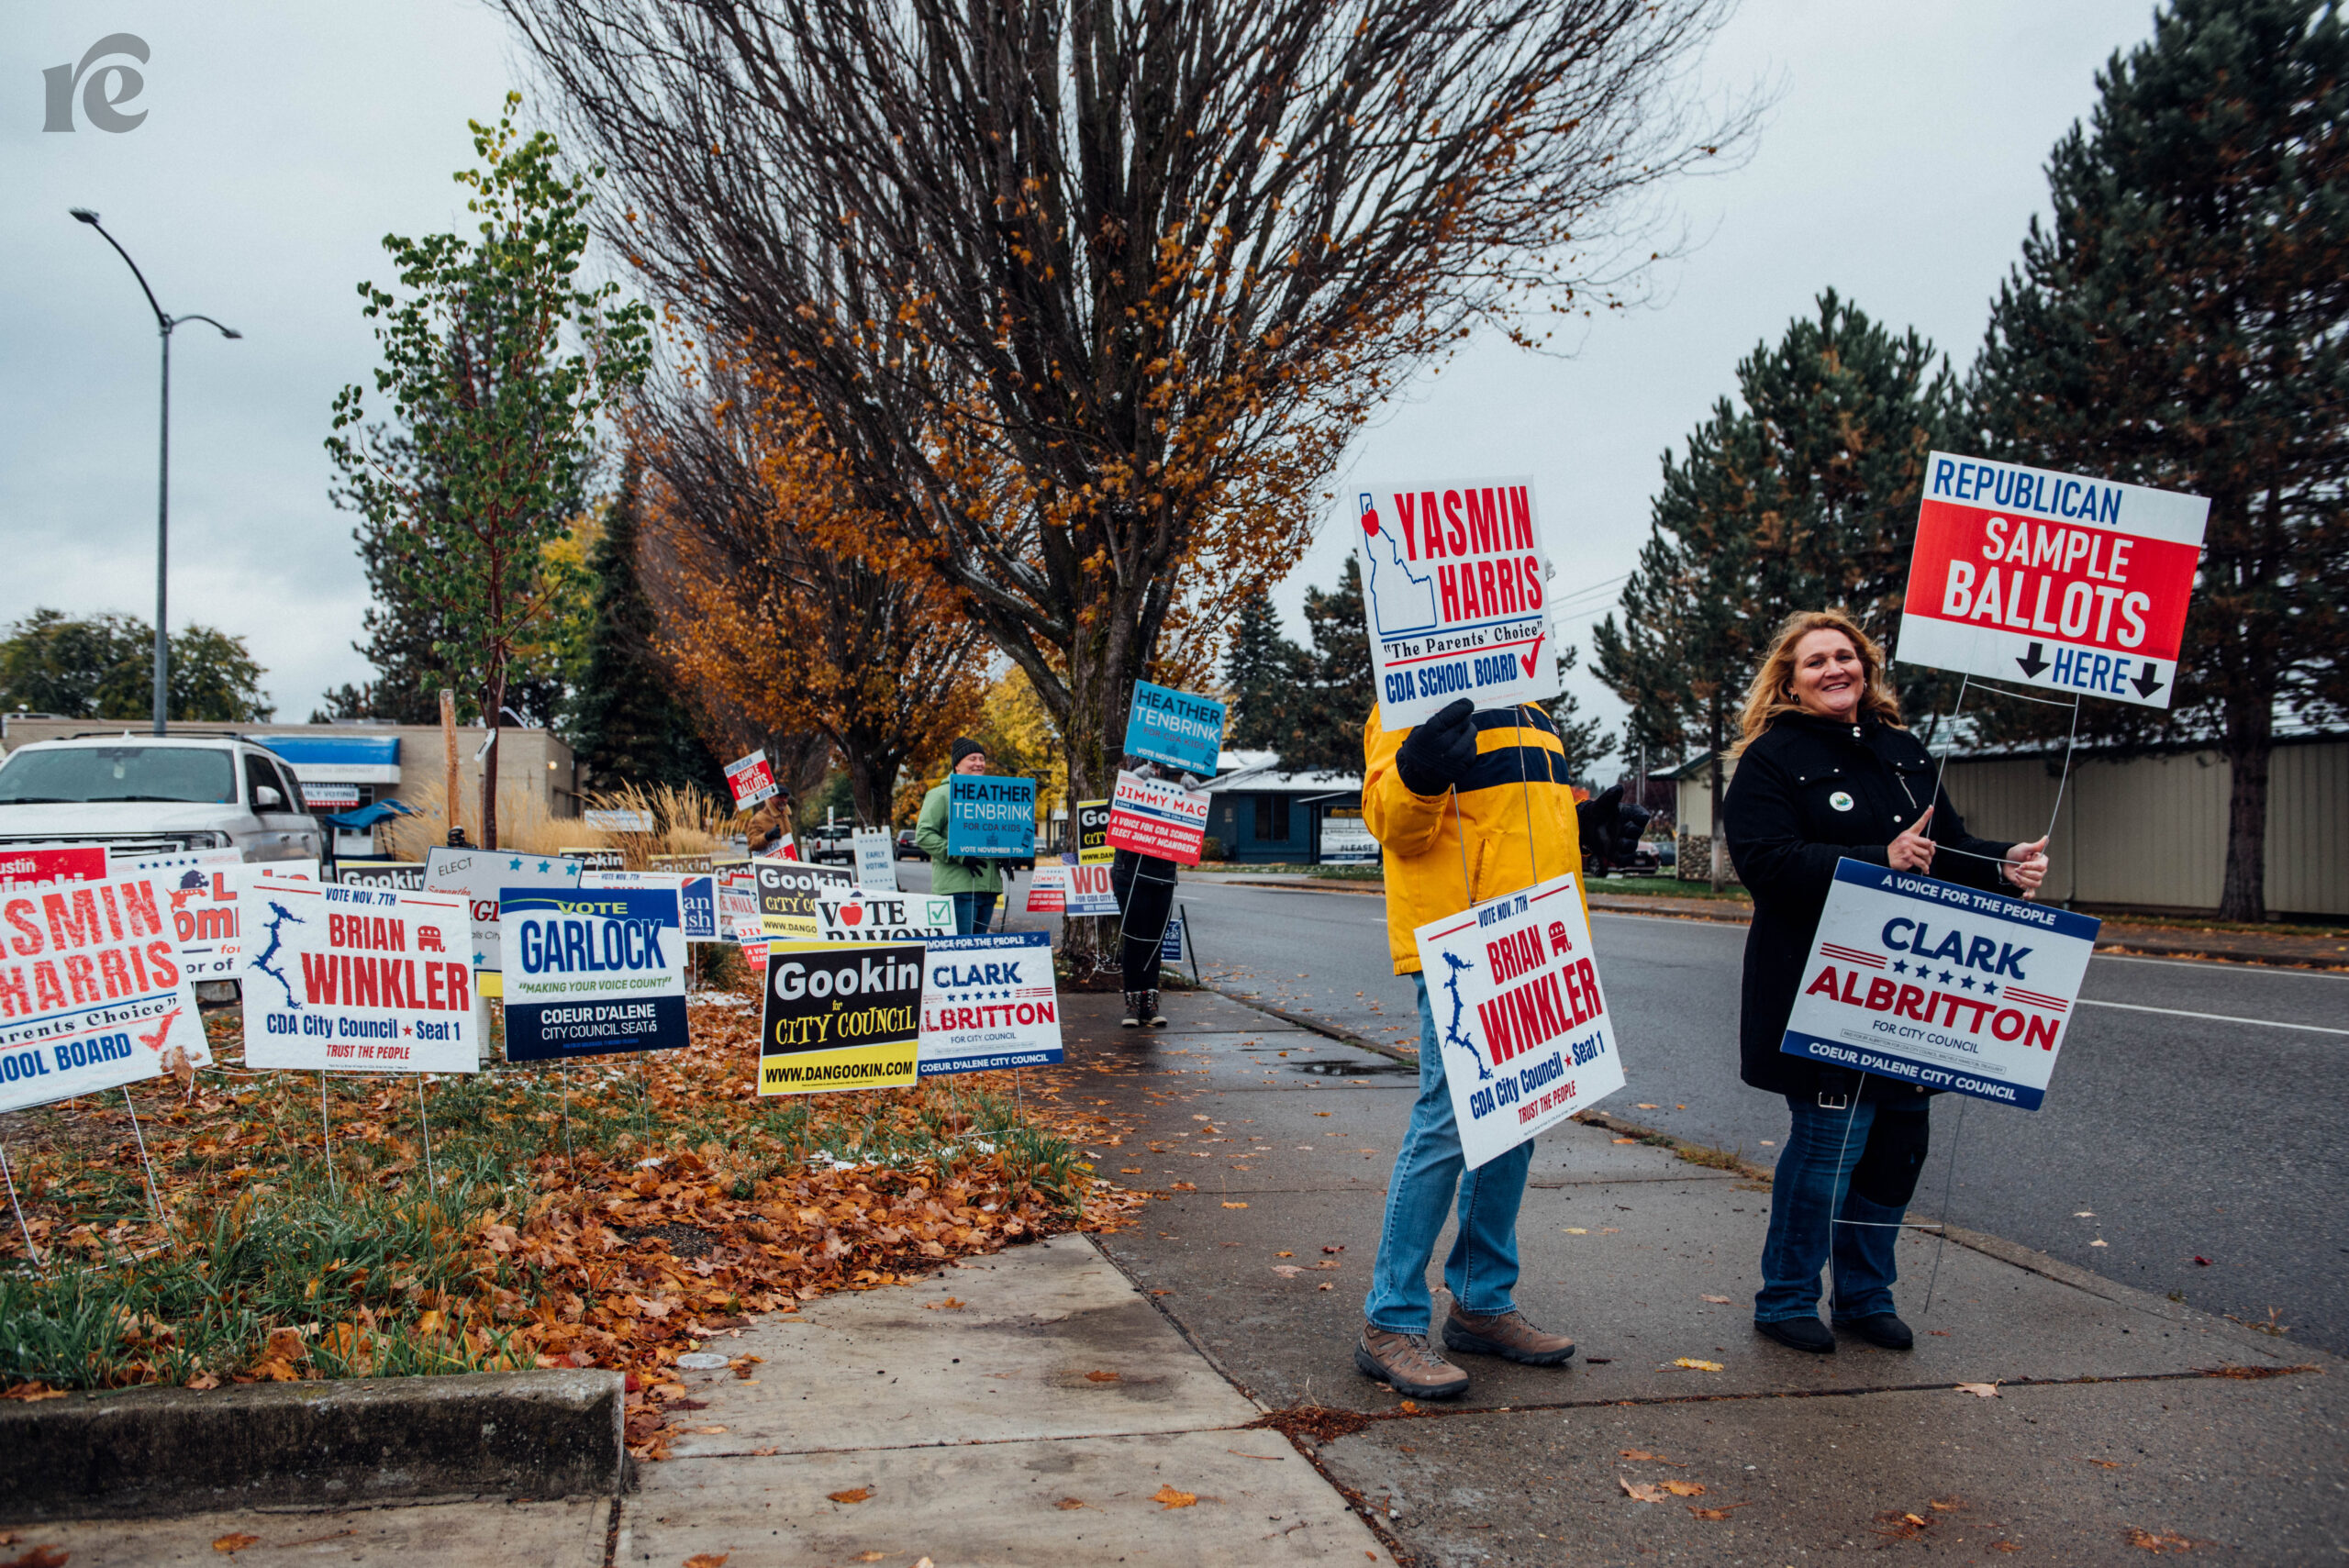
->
[0, 747, 236, 805]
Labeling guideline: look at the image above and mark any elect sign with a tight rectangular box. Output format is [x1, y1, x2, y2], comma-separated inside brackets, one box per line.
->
[1896, 451, 2207, 707]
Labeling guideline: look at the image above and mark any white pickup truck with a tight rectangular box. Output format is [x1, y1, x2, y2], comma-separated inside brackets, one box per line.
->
[0, 733, 326, 863]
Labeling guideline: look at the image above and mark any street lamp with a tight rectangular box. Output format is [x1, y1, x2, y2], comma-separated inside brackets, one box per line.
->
[70, 208, 242, 738]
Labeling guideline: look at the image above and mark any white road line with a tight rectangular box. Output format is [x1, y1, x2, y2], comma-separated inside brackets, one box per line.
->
[2075, 998, 2349, 1036]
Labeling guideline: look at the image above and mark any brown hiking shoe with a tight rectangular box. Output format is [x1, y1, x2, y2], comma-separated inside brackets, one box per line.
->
[1354, 1325, 1471, 1400]
[1442, 1307, 1576, 1366]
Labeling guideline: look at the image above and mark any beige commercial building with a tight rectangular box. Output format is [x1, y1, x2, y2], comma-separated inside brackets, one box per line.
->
[1664, 732, 2347, 920]
[0, 716, 580, 856]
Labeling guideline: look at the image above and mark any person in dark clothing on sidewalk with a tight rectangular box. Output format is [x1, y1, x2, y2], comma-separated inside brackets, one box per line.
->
[1722, 610, 2048, 1355]
[1109, 759, 1189, 1028]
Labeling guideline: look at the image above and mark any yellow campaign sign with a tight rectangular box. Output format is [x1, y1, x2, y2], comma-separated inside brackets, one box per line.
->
[1076, 799, 1113, 864]
[758, 940, 923, 1095]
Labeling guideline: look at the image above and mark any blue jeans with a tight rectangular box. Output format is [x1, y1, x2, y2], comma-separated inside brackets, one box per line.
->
[951, 892, 997, 935]
[1754, 1095, 1925, 1323]
[1364, 973, 1535, 1333]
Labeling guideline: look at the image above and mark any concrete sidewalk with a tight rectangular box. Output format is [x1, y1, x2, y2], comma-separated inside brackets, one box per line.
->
[16, 986, 2342, 1565]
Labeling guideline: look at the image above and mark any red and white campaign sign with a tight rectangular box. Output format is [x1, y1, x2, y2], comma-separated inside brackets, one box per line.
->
[1063, 862, 1119, 917]
[1106, 771, 1209, 865]
[0, 846, 108, 892]
[0, 873, 213, 1112]
[1897, 451, 2208, 707]
[1352, 475, 1558, 728]
[724, 748, 781, 809]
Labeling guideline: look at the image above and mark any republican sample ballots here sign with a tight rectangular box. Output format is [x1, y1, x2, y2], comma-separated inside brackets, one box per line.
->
[1898, 451, 2209, 707]
[1410, 873, 1623, 1170]
[0, 873, 212, 1113]
[760, 943, 923, 1095]
[1353, 476, 1557, 728]
[500, 885, 689, 1062]
[1781, 860, 2101, 1111]
[240, 881, 480, 1074]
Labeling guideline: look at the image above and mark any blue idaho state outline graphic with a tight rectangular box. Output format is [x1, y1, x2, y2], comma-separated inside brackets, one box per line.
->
[1359, 492, 1439, 637]
[252, 900, 306, 1008]
[1439, 950, 1494, 1082]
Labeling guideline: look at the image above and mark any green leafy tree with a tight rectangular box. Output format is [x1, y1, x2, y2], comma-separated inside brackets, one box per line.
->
[0, 609, 273, 722]
[1965, 0, 2349, 919]
[568, 458, 727, 795]
[327, 94, 651, 847]
[1596, 292, 1954, 885]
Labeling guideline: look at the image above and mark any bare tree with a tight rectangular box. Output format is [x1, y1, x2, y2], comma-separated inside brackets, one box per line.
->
[506, 0, 1753, 796]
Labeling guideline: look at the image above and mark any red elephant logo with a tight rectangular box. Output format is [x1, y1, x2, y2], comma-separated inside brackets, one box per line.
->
[1546, 920, 1574, 958]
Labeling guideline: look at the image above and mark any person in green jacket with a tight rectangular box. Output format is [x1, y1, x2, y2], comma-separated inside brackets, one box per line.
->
[916, 738, 1003, 933]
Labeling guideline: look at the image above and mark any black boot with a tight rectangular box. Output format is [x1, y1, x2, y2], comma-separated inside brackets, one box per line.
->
[1120, 993, 1142, 1029]
[1837, 1313, 1914, 1350]
[1141, 989, 1166, 1027]
[1754, 1316, 1836, 1353]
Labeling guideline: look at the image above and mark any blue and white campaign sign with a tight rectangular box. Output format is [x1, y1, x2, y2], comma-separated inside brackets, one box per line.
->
[1353, 475, 1560, 728]
[1122, 681, 1226, 775]
[122, 851, 317, 984]
[918, 932, 1063, 1075]
[1411, 872, 1620, 1169]
[500, 885, 689, 1062]
[1159, 916, 1185, 963]
[852, 830, 898, 893]
[1781, 860, 2100, 1110]
[240, 879, 478, 1074]
[584, 870, 718, 943]
[944, 777, 1037, 859]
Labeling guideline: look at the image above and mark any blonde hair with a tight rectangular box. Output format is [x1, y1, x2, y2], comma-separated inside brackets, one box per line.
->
[1731, 609, 1904, 755]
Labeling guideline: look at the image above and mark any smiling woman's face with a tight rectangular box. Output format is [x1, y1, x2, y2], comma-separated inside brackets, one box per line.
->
[1788, 628, 1865, 720]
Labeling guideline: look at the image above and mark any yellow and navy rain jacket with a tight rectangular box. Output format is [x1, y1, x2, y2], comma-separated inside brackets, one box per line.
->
[1362, 703, 1587, 975]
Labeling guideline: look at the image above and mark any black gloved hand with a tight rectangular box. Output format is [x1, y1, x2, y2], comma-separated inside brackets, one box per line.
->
[1576, 784, 1654, 861]
[1394, 697, 1480, 797]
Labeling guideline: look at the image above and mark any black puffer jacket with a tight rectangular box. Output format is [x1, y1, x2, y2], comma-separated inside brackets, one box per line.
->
[1721, 712, 2016, 1099]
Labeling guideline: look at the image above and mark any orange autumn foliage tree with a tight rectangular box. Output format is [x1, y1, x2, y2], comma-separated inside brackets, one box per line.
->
[640, 361, 985, 827]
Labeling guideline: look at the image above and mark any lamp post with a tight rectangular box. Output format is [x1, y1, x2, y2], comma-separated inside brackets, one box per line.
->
[69, 208, 241, 737]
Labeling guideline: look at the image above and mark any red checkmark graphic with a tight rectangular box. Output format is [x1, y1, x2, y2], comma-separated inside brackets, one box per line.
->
[1518, 632, 1545, 679]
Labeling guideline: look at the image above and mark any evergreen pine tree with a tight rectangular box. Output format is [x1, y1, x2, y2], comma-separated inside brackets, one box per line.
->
[1222, 586, 1304, 751]
[1280, 556, 1376, 773]
[1540, 645, 1618, 784]
[1595, 292, 1954, 884]
[1966, 0, 2349, 919]
[569, 460, 727, 795]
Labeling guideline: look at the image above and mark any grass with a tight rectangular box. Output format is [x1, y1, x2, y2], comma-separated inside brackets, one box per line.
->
[1586, 875, 1753, 901]
[0, 995, 1114, 1397]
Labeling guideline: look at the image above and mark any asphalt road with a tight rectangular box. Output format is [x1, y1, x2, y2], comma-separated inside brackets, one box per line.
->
[1164, 873, 2349, 1360]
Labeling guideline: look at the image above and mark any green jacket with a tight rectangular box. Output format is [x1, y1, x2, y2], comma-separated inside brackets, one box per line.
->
[916, 780, 1003, 896]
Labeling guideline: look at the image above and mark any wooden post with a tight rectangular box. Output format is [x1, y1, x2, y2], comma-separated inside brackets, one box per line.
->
[440, 688, 461, 845]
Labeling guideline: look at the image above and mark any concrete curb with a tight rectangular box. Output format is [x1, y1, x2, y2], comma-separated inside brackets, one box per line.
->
[0, 1369, 626, 1523]
[1198, 980, 1419, 1064]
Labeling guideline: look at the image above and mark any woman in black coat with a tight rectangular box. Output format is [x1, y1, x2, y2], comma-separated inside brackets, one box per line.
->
[1721, 610, 2047, 1354]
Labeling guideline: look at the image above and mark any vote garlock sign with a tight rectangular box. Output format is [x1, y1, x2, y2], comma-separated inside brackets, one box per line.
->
[1352, 475, 1558, 728]
[1781, 859, 2100, 1111]
[1896, 451, 2208, 707]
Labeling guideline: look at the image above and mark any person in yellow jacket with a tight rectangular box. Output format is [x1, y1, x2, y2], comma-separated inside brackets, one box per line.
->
[1353, 695, 1649, 1399]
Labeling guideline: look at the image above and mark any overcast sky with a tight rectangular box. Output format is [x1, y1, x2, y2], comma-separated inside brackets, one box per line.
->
[2, 0, 2158, 756]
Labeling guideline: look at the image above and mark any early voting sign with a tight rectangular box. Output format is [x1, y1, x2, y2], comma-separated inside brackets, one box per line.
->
[852, 831, 897, 892]
[760, 942, 923, 1095]
[1107, 770, 1208, 864]
[1354, 475, 1558, 728]
[725, 748, 781, 809]
[1123, 681, 1225, 775]
[422, 848, 584, 995]
[240, 880, 479, 1074]
[945, 777, 1036, 859]
[918, 932, 1062, 1074]
[501, 885, 688, 1062]
[1411, 872, 1621, 1169]
[1781, 860, 2100, 1110]
[1897, 451, 2208, 707]
[0, 873, 212, 1112]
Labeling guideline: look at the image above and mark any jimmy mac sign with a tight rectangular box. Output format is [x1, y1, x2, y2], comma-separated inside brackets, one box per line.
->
[1782, 860, 2100, 1110]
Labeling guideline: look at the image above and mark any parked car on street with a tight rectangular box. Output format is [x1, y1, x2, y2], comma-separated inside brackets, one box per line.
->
[0, 734, 325, 864]
[804, 823, 854, 866]
[895, 828, 925, 861]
